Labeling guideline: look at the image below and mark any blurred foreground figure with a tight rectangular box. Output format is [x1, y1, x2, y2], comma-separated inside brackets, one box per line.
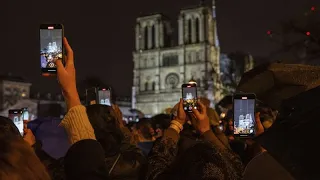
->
[0, 134, 51, 180]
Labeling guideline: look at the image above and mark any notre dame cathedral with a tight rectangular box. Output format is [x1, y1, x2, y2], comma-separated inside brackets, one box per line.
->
[132, 1, 250, 115]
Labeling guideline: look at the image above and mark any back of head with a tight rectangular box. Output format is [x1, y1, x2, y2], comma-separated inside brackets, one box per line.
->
[136, 118, 153, 140]
[152, 114, 171, 130]
[170, 142, 242, 180]
[0, 135, 50, 180]
[86, 104, 123, 156]
[0, 116, 20, 137]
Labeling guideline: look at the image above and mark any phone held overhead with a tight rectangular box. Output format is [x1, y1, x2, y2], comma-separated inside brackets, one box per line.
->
[85, 87, 112, 106]
[181, 83, 198, 112]
[233, 93, 256, 138]
[39, 24, 64, 76]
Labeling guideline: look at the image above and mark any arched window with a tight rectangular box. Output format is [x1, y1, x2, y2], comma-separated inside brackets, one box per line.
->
[195, 18, 200, 43]
[188, 19, 192, 44]
[144, 26, 148, 49]
[151, 25, 155, 49]
[145, 82, 148, 91]
[152, 81, 156, 90]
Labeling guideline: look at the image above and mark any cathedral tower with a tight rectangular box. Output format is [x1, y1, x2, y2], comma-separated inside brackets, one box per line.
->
[132, 2, 222, 115]
[135, 14, 172, 51]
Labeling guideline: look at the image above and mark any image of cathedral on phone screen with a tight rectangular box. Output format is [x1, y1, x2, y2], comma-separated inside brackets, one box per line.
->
[233, 99, 255, 134]
[98, 90, 111, 106]
[182, 87, 197, 110]
[40, 29, 63, 69]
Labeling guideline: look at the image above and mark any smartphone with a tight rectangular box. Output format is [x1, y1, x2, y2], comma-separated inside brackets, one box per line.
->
[97, 87, 112, 106]
[40, 24, 64, 76]
[22, 108, 29, 121]
[181, 83, 198, 112]
[8, 109, 24, 136]
[85, 87, 98, 106]
[233, 93, 256, 138]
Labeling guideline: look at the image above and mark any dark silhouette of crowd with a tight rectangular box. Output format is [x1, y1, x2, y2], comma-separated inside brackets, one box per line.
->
[0, 38, 306, 180]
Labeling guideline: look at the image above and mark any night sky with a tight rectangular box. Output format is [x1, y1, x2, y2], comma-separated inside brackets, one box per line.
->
[2, 0, 319, 97]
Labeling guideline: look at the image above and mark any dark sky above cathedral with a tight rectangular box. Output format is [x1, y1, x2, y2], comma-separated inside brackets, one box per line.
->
[1, 0, 319, 96]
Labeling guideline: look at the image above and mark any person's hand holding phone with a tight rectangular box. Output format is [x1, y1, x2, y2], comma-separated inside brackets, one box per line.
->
[191, 101, 211, 134]
[245, 112, 264, 145]
[56, 37, 81, 110]
[254, 112, 264, 137]
[23, 120, 36, 146]
[23, 129, 36, 146]
[175, 98, 188, 125]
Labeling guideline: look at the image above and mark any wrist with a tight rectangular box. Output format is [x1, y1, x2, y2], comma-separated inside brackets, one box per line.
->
[63, 89, 81, 110]
[199, 128, 211, 135]
[174, 119, 185, 125]
[170, 120, 183, 133]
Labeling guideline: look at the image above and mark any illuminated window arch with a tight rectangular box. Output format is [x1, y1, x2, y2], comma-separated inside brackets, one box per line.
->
[188, 19, 192, 44]
[152, 81, 156, 90]
[145, 82, 148, 91]
[195, 18, 200, 43]
[151, 25, 155, 48]
[144, 26, 148, 49]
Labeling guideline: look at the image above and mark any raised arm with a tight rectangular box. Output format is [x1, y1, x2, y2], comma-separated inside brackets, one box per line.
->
[56, 37, 96, 145]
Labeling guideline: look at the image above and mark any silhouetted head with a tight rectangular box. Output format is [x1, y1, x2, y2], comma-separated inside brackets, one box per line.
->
[0, 116, 20, 137]
[136, 118, 154, 141]
[152, 114, 171, 130]
[86, 104, 123, 156]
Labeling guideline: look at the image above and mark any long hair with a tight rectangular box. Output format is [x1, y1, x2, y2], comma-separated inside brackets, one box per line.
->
[0, 135, 51, 180]
[86, 104, 124, 156]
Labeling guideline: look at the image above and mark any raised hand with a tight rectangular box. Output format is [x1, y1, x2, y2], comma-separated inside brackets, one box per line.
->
[191, 101, 210, 134]
[255, 112, 264, 137]
[56, 37, 81, 110]
[23, 129, 36, 146]
[175, 98, 187, 125]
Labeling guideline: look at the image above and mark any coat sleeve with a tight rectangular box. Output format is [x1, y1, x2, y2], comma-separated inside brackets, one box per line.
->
[145, 128, 179, 180]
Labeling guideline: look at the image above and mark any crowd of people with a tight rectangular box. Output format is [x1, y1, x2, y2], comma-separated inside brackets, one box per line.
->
[0, 38, 296, 180]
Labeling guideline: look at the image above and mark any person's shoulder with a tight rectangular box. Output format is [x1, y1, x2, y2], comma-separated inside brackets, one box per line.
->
[244, 152, 294, 180]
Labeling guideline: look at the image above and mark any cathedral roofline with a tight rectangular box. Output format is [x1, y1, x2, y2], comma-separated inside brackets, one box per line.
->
[137, 13, 170, 22]
[180, 4, 209, 13]
[133, 42, 215, 54]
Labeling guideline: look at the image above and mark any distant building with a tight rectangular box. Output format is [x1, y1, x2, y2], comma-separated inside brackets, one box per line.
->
[0, 74, 65, 118]
[0, 74, 133, 120]
[115, 97, 138, 122]
[0, 74, 31, 110]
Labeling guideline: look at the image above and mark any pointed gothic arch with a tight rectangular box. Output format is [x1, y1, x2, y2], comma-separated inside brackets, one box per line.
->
[151, 25, 155, 48]
[144, 26, 148, 49]
[152, 81, 156, 91]
[145, 81, 148, 91]
[188, 19, 192, 44]
[195, 18, 200, 43]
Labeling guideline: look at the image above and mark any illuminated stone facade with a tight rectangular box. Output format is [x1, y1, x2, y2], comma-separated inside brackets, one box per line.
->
[0, 75, 66, 118]
[0, 77, 32, 110]
[132, 4, 222, 115]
